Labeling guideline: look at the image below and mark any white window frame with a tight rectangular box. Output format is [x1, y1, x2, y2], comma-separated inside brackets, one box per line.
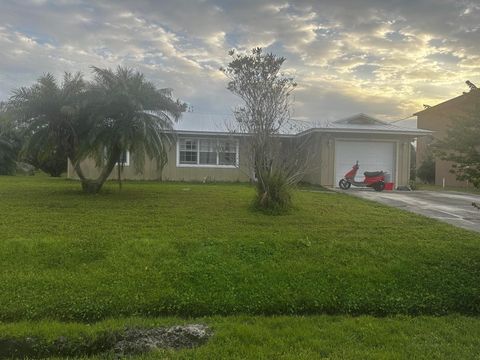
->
[117, 150, 130, 167]
[176, 137, 239, 168]
[104, 148, 130, 167]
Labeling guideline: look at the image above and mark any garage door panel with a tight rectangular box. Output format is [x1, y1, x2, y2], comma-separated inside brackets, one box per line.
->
[335, 141, 395, 186]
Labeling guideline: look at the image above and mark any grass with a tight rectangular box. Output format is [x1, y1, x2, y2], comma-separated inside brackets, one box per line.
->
[0, 175, 480, 358]
[2, 315, 480, 359]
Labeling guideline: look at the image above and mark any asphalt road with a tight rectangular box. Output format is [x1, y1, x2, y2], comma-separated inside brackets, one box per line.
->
[343, 189, 480, 233]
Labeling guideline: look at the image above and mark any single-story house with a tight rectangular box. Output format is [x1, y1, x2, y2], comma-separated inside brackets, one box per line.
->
[415, 86, 480, 187]
[67, 113, 431, 188]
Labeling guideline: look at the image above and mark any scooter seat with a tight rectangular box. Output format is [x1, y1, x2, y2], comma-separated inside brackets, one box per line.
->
[364, 171, 384, 177]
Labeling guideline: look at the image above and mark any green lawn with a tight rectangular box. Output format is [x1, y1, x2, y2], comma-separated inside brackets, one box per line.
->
[0, 176, 479, 358]
[2, 315, 480, 359]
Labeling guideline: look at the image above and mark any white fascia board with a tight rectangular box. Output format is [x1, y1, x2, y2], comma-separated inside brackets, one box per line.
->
[171, 128, 432, 139]
[296, 128, 433, 137]
[172, 130, 295, 138]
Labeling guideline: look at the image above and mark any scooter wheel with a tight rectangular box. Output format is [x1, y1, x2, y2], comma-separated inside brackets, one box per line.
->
[373, 181, 385, 192]
[339, 179, 351, 190]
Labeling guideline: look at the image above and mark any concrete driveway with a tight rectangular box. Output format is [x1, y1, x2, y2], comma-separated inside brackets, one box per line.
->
[343, 189, 480, 233]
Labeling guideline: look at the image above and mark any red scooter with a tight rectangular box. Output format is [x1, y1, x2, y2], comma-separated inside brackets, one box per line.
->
[339, 161, 386, 191]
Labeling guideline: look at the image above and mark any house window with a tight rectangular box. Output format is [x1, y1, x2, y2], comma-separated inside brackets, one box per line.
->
[104, 148, 130, 166]
[218, 140, 237, 166]
[199, 139, 217, 165]
[178, 137, 238, 167]
[117, 150, 130, 166]
[179, 139, 198, 164]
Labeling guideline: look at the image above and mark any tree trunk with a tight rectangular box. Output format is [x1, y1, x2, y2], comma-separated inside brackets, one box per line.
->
[78, 148, 121, 194]
[80, 179, 103, 194]
[73, 161, 86, 181]
[117, 162, 122, 190]
[71, 158, 98, 193]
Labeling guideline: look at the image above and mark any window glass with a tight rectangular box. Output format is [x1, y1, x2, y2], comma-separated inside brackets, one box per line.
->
[179, 138, 198, 164]
[219, 152, 236, 165]
[218, 140, 237, 165]
[180, 151, 197, 163]
[178, 138, 238, 166]
[118, 150, 129, 165]
[104, 147, 130, 166]
[179, 139, 197, 151]
[218, 140, 235, 153]
[199, 152, 217, 164]
[199, 139, 217, 164]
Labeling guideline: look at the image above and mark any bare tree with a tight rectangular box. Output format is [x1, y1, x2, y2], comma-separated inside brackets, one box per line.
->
[221, 48, 309, 213]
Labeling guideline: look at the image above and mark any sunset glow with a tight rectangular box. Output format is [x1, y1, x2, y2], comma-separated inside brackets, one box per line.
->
[1, 1, 479, 128]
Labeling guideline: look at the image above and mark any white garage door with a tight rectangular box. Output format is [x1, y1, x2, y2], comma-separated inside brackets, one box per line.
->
[334, 140, 396, 187]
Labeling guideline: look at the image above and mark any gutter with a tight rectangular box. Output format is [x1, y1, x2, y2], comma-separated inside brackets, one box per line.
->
[171, 127, 432, 138]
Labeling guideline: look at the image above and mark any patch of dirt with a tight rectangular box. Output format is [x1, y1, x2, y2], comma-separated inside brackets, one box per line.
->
[114, 324, 213, 356]
[0, 324, 212, 359]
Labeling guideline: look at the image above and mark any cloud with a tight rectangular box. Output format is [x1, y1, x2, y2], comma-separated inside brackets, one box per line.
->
[0, 0, 479, 129]
[427, 52, 462, 64]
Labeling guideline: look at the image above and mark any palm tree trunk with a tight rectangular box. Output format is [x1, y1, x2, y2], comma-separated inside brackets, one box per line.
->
[117, 162, 122, 190]
[73, 161, 86, 181]
[81, 148, 121, 194]
[70, 157, 96, 193]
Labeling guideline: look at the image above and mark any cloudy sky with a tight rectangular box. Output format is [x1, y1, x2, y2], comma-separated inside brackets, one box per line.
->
[0, 0, 479, 130]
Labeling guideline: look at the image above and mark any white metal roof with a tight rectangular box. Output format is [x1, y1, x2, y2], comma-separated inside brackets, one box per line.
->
[174, 112, 234, 132]
[173, 112, 432, 137]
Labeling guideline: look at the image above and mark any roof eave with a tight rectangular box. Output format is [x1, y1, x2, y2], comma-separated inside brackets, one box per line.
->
[172, 128, 433, 138]
[172, 129, 295, 138]
[298, 128, 432, 137]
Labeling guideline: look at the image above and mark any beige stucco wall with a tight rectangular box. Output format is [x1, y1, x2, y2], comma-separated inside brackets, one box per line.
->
[397, 140, 411, 186]
[68, 155, 164, 181]
[416, 91, 479, 187]
[68, 132, 414, 188]
[68, 135, 251, 182]
[290, 132, 322, 185]
[162, 136, 250, 182]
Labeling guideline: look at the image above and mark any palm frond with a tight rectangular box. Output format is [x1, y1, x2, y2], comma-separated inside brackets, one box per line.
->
[89, 66, 185, 173]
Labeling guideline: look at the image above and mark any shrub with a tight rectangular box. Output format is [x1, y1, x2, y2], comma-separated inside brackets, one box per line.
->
[0, 137, 17, 175]
[417, 155, 435, 184]
[24, 145, 67, 177]
[0, 110, 21, 175]
[409, 179, 417, 190]
[253, 172, 292, 214]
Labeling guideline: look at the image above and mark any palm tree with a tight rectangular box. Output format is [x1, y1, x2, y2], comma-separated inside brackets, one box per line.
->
[79, 66, 186, 193]
[0, 135, 16, 175]
[0, 105, 23, 175]
[9, 72, 88, 177]
[0, 107, 15, 174]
